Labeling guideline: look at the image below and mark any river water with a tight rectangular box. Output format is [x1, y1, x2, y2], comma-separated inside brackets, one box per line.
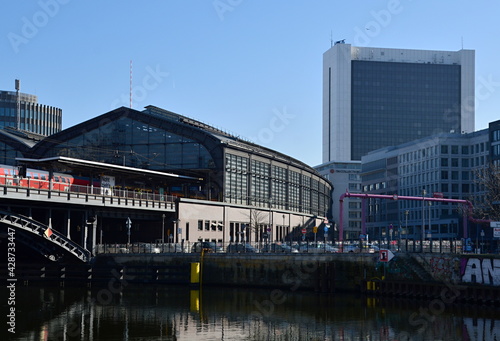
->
[3, 283, 500, 341]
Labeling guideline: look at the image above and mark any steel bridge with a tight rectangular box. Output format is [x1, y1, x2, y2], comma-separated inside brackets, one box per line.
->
[0, 183, 177, 263]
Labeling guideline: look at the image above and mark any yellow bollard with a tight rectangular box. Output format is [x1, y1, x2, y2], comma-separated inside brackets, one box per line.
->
[190, 262, 200, 284]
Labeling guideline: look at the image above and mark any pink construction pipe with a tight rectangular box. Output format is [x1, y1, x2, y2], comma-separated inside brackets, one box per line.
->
[338, 191, 488, 241]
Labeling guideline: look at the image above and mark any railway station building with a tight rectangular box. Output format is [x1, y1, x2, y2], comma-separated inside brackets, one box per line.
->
[0, 105, 332, 254]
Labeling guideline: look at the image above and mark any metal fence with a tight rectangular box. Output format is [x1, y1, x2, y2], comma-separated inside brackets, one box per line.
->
[93, 238, 494, 255]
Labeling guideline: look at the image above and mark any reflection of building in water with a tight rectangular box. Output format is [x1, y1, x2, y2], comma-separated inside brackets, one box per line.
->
[16, 286, 497, 340]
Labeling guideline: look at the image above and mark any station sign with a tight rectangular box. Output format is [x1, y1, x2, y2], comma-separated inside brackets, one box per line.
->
[101, 175, 115, 195]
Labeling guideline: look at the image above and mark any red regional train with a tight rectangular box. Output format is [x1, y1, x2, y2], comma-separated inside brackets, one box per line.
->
[0, 164, 97, 192]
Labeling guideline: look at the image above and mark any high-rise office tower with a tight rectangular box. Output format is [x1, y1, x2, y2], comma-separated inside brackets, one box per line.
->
[322, 42, 475, 162]
[317, 42, 475, 239]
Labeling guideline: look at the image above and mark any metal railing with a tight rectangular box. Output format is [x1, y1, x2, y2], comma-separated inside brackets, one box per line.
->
[1, 177, 177, 206]
[93, 238, 493, 255]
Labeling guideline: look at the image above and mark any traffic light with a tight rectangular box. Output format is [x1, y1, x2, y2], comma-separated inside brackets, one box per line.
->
[313, 226, 318, 233]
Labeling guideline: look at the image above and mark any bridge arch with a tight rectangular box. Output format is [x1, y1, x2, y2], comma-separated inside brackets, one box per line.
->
[0, 210, 91, 262]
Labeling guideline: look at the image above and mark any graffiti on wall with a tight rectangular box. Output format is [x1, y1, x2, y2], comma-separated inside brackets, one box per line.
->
[429, 257, 458, 279]
[461, 258, 500, 286]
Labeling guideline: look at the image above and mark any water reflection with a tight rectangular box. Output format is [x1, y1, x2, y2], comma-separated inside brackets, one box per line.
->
[4, 284, 500, 340]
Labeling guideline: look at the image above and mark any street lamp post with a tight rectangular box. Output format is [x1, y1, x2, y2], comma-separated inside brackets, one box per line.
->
[282, 214, 285, 243]
[421, 189, 426, 252]
[405, 210, 409, 252]
[161, 214, 165, 252]
[428, 202, 432, 253]
[480, 229, 485, 254]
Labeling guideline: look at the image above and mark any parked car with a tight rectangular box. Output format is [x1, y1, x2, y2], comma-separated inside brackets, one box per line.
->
[136, 243, 161, 253]
[261, 243, 299, 253]
[162, 243, 185, 253]
[298, 243, 339, 253]
[191, 242, 224, 253]
[343, 244, 359, 253]
[226, 243, 258, 253]
[343, 243, 380, 253]
[367, 244, 379, 253]
[116, 246, 129, 253]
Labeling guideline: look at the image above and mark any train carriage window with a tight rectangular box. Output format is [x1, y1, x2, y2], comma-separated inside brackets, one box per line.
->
[41, 174, 47, 181]
[3, 169, 8, 175]
[33, 174, 39, 179]
[54, 176, 60, 182]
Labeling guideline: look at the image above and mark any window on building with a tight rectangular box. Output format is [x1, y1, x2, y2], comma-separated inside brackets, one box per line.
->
[462, 171, 470, 180]
[441, 171, 448, 180]
[225, 154, 249, 205]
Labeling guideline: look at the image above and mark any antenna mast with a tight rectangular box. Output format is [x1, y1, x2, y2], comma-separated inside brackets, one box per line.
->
[129, 60, 133, 109]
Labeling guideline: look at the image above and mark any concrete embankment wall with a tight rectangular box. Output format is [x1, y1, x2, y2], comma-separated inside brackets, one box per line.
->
[15, 252, 500, 303]
[97, 253, 380, 292]
[97, 252, 500, 298]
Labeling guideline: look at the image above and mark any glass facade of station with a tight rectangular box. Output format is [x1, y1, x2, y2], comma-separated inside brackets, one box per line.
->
[34, 106, 332, 217]
[225, 153, 330, 216]
[351, 61, 461, 160]
[0, 141, 24, 165]
[43, 116, 215, 171]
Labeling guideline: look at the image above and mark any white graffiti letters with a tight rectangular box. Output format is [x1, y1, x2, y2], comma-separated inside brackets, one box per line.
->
[462, 258, 500, 285]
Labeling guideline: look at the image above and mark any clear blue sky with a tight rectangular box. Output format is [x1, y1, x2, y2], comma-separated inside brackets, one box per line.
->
[1, 1, 500, 167]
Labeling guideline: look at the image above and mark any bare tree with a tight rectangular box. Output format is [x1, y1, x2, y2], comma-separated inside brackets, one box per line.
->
[246, 209, 269, 242]
[471, 163, 500, 221]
